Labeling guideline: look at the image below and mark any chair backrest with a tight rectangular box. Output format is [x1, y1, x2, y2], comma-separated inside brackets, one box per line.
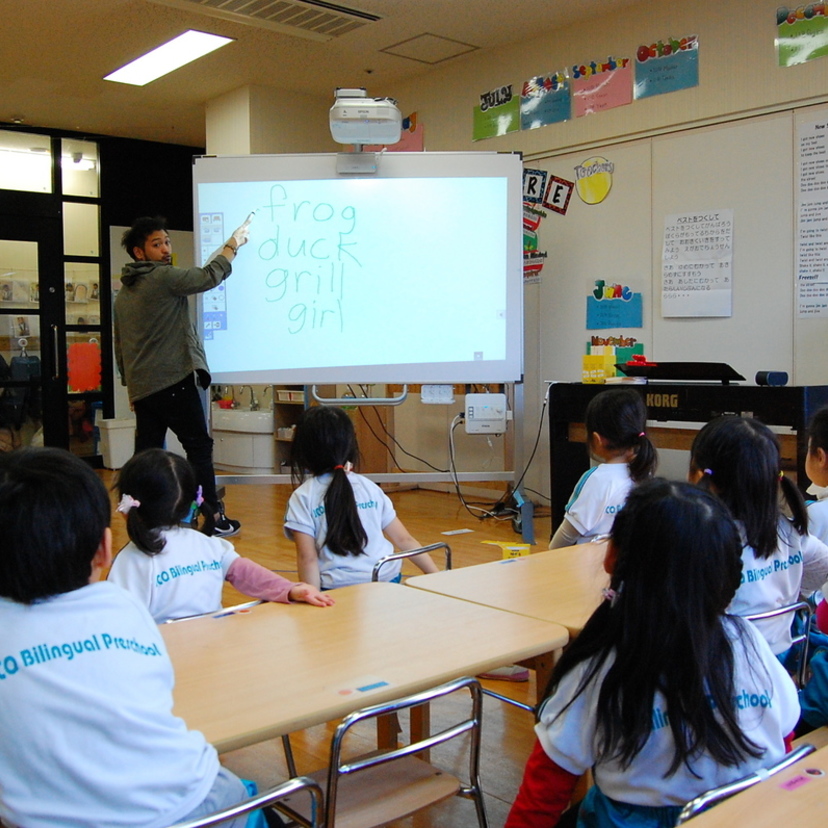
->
[324, 675, 486, 828]
[745, 600, 813, 687]
[168, 775, 323, 828]
[674, 743, 816, 824]
[371, 542, 452, 582]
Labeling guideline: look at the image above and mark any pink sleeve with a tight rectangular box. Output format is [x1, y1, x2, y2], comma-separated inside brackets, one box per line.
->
[226, 557, 294, 604]
[505, 739, 580, 828]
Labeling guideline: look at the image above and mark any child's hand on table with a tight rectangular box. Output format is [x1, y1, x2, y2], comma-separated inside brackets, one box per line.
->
[289, 583, 335, 607]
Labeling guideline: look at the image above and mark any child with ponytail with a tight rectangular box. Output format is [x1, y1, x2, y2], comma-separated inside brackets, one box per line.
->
[285, 406, 439, 589]
[550, 388, 657, 548]
[108, 448, 332, 622]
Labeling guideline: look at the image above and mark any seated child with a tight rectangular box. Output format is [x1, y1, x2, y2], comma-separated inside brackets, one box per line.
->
[108, 449, 333, 622]
[507, 480, 799, 828]
[0, 447, 252, 828]
[550, 388, 657, 548]
[284, 406, 439, 589]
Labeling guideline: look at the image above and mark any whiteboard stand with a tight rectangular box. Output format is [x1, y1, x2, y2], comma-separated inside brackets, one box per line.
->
[310, 385, 409, 406]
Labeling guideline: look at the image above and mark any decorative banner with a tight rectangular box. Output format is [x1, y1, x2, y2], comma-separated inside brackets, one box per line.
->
[777, 5, 828, 67]
[572, 57, 632, 117]
[586, 281, 644, 329]
[634, 35, 699, 99]
[523, 168, 548, 204]
[574, 156, 614, 205]
[520, 72, 571, 130]
[523, 226, 548, 281]
[662, 210, 734, 317]
[796, 118, 828, 316]
[544, 176, 574, 215]
[473, 84, 519, 140]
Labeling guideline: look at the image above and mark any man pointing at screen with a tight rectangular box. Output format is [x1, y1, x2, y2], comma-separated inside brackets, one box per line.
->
[114, 214, 251, 537]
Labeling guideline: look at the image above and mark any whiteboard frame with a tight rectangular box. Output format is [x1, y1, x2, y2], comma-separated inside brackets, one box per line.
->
[193, 151, 524, 385]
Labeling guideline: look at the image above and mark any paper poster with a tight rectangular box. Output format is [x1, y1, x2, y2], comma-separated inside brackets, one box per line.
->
[572, 57, 632, 117]
[634, 36, 699, 99]
[777, 5, 828, 67]
[544, 176, 574, 215]
[586, 280, 643, 329]
[473, 84, 519, 140]
[662, 210, 734, 317]
[520, 72, 571, 130]
[574, 157, 614, 205]
[523, 168, 548, 204]
[796, 118, 828, 316]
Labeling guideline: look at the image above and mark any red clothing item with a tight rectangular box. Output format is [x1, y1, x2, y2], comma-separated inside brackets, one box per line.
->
[816, 599, 828, 635]
[506, 740, 580, 828]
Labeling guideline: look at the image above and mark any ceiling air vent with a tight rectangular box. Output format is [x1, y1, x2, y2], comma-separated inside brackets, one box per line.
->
[148, 0, 380, 41]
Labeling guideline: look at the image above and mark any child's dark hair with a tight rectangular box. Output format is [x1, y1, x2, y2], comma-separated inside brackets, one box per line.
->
[290, 406, 367, 558]
[0, 447, 110, 603]
[585, 388, 657, 482]
[121, 216, 167, 260]
[691, 416, 807, 559]
[808, 406, 828, 455]
[544, 479, 763, 775]
[115, 449, 197, 555]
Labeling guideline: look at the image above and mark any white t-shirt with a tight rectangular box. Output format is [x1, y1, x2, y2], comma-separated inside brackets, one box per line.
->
[807, 497, 828, 546]
[0, 581, 219, 828]
[108, 526, 239, 623]
[728, 517, 828, 654]
[564, 463, 633, 539]
[535, 617, 799, 807]
[284, 472, 398, 588]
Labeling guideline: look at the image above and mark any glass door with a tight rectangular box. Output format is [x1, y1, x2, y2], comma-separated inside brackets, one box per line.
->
[0, 216, 64, 449]
[0, 129, 107, 458]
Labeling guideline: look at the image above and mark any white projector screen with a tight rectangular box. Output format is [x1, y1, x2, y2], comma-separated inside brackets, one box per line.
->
[193, 152, 523, 384]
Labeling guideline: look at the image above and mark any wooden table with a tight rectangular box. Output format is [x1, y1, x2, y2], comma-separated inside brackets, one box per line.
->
[682, 743, 828, 826]
[161, 581, 568, 753]
[406, 541, 609, 638]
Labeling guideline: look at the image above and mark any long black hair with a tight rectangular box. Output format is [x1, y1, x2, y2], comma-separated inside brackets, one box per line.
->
[115, 449, 197, 555]
[290, 406, 367, 557]
[690, 416, 807, 559]
[542, 479, 763, 775]
[585, 389, 657, 482]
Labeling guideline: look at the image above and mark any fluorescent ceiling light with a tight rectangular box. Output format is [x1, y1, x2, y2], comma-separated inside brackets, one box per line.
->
[104, 30, 233, 86]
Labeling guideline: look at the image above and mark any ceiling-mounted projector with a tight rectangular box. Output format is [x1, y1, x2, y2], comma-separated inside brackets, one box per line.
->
[329, 87, 402, 146]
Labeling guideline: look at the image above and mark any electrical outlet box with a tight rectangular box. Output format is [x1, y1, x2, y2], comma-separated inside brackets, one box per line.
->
[465, 393, 508, 434]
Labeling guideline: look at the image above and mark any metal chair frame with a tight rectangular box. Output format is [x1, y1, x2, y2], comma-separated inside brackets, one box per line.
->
[674, 743, 816, 824]
[310, 677, 488, 828]
[168, 774, 323, 828]
[745, 600, 813, 687]
[371, 542, 452, 582]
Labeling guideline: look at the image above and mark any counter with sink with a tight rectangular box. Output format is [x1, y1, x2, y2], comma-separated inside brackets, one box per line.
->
[210, 405, 275, 472]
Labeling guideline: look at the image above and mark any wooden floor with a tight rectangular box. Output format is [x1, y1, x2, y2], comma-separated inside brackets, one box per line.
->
[101, 471, 554, 827]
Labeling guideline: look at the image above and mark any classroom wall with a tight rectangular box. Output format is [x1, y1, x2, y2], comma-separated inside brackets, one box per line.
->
[379, 0, 828, 505]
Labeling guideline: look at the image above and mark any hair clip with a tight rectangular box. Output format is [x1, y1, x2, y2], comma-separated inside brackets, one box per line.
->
[117, 493, 141, 514]
[703, 468, 714, 476]
[779, 471, 785, 481]
[638, 431, 646, 438]
[602, 585, 622, 607]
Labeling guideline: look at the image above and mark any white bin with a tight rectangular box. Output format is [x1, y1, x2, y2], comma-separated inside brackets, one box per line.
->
[99, 418, 135, 469]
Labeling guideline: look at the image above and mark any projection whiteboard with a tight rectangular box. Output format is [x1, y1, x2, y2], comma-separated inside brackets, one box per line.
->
[193, 152, 523, 385]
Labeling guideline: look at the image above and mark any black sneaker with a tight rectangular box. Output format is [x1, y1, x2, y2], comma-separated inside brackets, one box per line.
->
[212, 510, 241, 538]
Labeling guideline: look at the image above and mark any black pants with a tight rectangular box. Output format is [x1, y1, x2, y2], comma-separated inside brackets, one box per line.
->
[132, 375, 219, 514]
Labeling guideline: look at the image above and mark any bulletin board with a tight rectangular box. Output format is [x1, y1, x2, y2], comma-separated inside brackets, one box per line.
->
[530, 106, 828, 388]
